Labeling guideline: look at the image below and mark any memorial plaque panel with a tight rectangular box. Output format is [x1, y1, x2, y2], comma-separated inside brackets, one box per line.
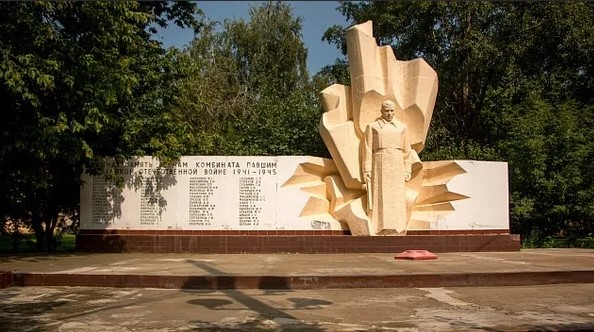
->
[80, 156, 509, 232]
[80, 156, 341, 230]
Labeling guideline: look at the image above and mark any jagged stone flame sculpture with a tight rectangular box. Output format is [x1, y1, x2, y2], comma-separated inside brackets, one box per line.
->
[282, 21, 469, 235]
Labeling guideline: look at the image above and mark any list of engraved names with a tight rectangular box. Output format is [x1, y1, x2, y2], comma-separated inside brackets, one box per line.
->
[86, 158, 279, 229]
[238, 177, 264, 226]
[189, 177, 217, 226]
[91, 176, 111, 226]
[140, 180, 162, 225]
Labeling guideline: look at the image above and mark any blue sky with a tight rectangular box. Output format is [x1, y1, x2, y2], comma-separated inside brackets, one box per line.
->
[155, 1, 350, 74]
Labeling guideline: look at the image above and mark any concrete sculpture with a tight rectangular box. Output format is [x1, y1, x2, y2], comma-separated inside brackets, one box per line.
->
[363, 100, 415, 234]
[283, 21, 471, 235]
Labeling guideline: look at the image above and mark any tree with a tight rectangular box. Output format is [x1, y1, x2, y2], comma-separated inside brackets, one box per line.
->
[222, 1, 309, 99]
[324, 1, 594, 241]
[177, 1, 327, 157]
[0, 1, 202, 250]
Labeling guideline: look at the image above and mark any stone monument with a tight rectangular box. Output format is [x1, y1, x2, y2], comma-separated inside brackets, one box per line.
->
[362, 100, 415, 235]
[77, 21, 518, 253]
[283, 21, 487, 236]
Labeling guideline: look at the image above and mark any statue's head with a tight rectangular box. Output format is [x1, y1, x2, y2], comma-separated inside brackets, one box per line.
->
[381, 100, 396, 122]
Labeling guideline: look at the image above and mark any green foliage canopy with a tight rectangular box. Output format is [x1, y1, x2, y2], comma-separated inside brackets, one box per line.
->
[324, 1, 594, 240]
[0, 1, 202, 250]
[3, 0, 593, 250]
[175, 1, 327, 157]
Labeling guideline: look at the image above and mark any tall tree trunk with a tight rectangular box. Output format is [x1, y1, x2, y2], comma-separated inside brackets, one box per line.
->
[31, 212, 45, 251]
[44, 214, 58, 252]
[11, 220, 21, 252]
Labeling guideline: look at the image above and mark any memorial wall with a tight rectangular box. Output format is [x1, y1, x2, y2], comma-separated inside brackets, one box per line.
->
[80, 156, 342, 231]
[80, 156, 509, 232]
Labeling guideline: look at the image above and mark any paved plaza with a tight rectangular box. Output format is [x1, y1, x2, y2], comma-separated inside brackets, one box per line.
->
[1, 249, 594, 331]
[1, 284, 594, 331]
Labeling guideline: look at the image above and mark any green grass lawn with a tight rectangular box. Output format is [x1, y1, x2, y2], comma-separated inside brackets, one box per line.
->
[0, 232, 76, 253]
[522, 235, 594, 249]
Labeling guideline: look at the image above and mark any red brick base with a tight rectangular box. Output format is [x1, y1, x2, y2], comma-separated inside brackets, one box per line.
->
[13, 270, 594, 289]
[0, 271, 13, 289]
[76, 230, 520, 253]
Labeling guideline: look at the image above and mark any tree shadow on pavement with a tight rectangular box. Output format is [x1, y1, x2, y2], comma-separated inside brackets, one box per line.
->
[423, 310, 594, 332]
[183, 260, 329, 331]
[0, 287, 68, 332]
[0, 286, 179, 331]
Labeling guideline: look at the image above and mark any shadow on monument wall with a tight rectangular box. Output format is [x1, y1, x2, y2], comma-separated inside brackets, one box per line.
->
[82, 156, 179, 230]
[85, 233, 128, 253]
[182, 260, 329, 331]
